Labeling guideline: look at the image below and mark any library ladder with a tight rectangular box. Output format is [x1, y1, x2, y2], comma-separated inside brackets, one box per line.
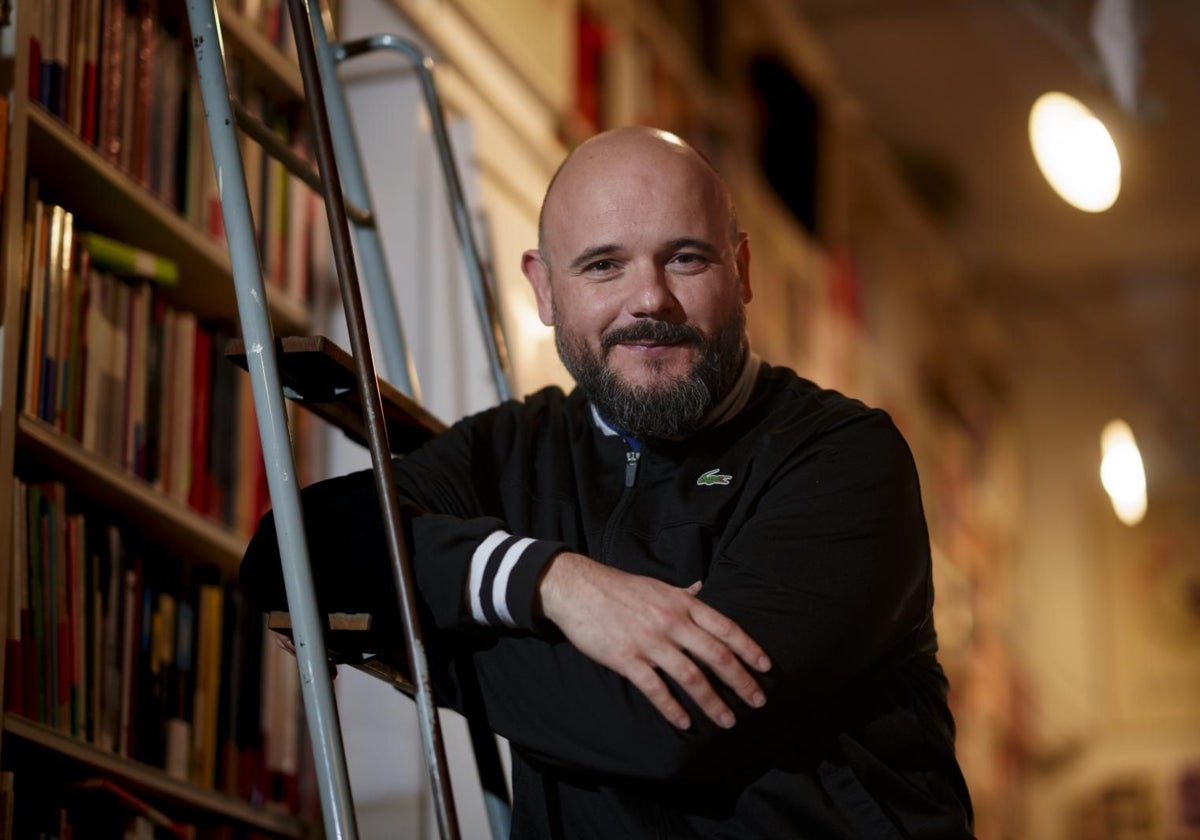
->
[184, 1, 515, 838]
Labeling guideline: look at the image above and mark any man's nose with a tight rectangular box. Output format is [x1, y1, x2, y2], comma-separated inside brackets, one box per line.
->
[626, 262, 681, 320]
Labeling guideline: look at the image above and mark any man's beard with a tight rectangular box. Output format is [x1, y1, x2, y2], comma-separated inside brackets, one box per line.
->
[555, 308, 747, 439]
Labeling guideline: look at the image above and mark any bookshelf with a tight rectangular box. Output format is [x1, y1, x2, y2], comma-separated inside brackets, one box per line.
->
[4, 715, 306, 837]
[27, 104, 310, 335]
[0, 1, 321, 835]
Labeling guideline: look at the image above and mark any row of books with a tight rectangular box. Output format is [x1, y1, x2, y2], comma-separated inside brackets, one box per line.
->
[18, 196, 272, 535]
[28, 0, 319, 300]
[5, 481, 305, 810]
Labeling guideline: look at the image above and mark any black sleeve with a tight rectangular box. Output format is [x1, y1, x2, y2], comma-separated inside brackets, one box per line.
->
[239, 408, 567, 639]
[437, 413, 935, 784]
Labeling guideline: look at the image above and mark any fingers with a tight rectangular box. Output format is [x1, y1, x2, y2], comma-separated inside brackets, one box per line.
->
[627, 661, 692, 730]
[654, 645, 739, 729]
[690, 602, 772, 673]
[677, 624, 766, 715]
[643, 593, 769, 728]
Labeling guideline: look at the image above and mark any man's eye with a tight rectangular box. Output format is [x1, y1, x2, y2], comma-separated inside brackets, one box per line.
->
[585, 260, 617, 273]
[671, 253, 707, 269]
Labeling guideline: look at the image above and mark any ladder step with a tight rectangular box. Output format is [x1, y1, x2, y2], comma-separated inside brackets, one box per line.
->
[266, 611, 415, 695]
[225, 335, 446, 452]
[268, 611, 373, 632]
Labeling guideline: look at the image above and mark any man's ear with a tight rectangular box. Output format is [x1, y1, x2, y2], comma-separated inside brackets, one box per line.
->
[736, 233, 753, 304]
[522, 250, 555, 326]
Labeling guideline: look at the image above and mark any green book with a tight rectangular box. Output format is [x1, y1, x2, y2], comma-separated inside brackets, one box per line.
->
[80, 233, 178, 286]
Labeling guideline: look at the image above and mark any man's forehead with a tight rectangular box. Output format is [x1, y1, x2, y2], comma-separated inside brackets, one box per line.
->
[544, 156, 726, 251]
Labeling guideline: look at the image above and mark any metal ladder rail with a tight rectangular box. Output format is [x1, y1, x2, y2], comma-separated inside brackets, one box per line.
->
[325, 29, 515, 404]
[314, 21, 517, 836]
[185, 3, 361, 837]
[274, 6, 517, 838]
[236, 15, 519, 829]
[281, 1, 469, 836]
[183, 4, 360, 835]
[185, 3, 502, 838]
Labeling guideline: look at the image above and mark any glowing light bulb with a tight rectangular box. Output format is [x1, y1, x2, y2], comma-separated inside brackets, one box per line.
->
[1099, 419, 1147, 525]
[1029, 92, 1121, 212]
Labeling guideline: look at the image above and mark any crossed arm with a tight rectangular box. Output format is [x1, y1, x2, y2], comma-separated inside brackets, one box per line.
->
[535, 551, 771, 731]
[241, 409, 932, 781]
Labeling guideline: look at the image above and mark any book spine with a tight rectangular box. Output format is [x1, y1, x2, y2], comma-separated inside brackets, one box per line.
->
[4, 481, 25, 716]
[190, 583, 223, 787]
[21, 201, 47, 418]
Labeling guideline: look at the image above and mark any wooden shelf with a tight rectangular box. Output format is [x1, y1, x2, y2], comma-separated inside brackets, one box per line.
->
[3, 715, 307, 837]
[15, 416, 245, 575]
[217, 3, 307, 102]
[25, 105, 310, 336]
[226, 334, 447, 453]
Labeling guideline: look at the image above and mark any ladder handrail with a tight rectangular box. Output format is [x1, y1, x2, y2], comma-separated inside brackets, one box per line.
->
[284, 1, 462, 837]
[189, 3, 517, 837]
[334, 34, 515, 404]
[184, 2, 359, 837]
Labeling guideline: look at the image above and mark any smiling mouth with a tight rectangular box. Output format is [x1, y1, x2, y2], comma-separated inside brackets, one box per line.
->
[602, 322, 704, 353]
[622, 339, 684, 348]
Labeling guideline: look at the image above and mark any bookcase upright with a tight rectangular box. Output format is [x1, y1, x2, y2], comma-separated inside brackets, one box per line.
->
[0, 2, 324, 835]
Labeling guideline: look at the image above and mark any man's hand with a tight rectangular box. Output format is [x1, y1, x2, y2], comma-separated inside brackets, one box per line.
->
[536, 552, 771, 730]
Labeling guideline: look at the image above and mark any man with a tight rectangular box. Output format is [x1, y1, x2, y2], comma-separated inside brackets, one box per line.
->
[243, 127, 975, 837]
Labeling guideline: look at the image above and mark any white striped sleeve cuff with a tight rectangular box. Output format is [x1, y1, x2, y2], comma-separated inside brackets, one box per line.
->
[466, 530, 565, 629]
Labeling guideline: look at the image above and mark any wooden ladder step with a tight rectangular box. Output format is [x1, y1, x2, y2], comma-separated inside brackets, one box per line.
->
[225, 335, 446, 453]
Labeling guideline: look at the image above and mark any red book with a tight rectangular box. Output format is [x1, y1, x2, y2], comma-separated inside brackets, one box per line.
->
[81, 0, 103, 146]
[188, 327, 214, 514]
[132, 0, 156, 187]
[97, 0, 127, 163]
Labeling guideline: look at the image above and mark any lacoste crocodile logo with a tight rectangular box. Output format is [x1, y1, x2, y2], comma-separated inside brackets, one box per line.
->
[697, 468, 732, 486]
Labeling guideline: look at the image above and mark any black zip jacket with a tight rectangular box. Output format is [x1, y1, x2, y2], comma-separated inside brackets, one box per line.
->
[242, 362, 975, 838]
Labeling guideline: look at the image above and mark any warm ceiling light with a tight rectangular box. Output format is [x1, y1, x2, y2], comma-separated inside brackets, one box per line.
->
[1029, 92, 1121, 212]
[1100, 419, 1147, 526]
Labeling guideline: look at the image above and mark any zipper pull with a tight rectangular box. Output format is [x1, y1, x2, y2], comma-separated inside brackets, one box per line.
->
[625, 450, 641, 488]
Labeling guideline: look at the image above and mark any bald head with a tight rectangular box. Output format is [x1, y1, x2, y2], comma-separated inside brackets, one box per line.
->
[536, 127, 739, 264]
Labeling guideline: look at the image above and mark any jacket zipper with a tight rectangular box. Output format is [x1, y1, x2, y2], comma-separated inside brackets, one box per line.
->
[624, 449, 641, 487]
[602, 438, 641, 565]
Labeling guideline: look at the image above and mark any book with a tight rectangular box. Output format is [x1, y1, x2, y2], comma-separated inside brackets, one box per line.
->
[117, 553, 142, 757]
[4, 480, 25, 716]
[27, 484, 47, 724]
[79, 231, 179, 285]
[164, 565, 195, 781]
[20, 200, 48, 417]
[191, 580, 224, 788]
[97, 0, 127, 165]
[55, 211, 79, 432]
[123, 281, 151, 474]
[46, 482, 70, 732]
[81, 0, 104, 146]
[167, 310, 196, 505]
[104, 276, 131, 464]
[39, 204, 66, 423]
[99, 524, 124, 752]
[188, 327, 214, 514]
[79, 261, 106, 453]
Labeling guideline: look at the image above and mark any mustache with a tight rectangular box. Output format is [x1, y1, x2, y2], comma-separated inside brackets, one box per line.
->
[601, 320, 704, 353]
